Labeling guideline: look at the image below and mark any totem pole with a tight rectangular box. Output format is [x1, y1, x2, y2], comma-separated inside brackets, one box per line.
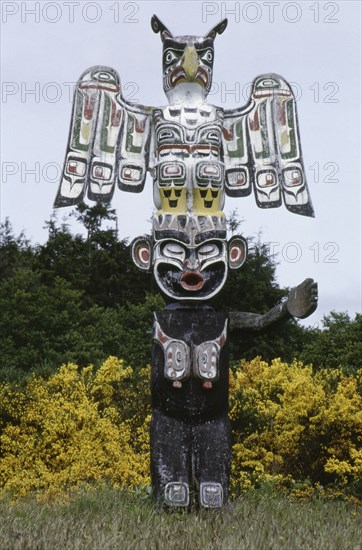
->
[54, 15, 318, 508]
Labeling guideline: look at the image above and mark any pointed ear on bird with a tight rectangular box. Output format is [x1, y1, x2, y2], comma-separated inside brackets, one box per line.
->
[205, 19, 228, 40]
[151, 15, 173, 40]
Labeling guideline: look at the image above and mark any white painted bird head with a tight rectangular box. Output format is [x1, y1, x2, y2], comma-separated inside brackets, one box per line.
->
[151, 15, 228, 101]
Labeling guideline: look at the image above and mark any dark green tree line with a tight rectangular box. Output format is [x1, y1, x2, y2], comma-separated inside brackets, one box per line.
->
[0, 204, 360, 379]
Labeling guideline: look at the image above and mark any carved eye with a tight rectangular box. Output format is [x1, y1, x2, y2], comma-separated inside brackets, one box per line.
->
[162, 242, 186, 261]
[92, 70, 112, 81]
[198, 243, 219, 259]
[259, 78, 279, 88]
[164, 50, 178, 65]
[201, 50, 213, 63]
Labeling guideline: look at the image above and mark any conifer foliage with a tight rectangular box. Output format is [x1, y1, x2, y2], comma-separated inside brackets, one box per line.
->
[0, 204, 360, 377]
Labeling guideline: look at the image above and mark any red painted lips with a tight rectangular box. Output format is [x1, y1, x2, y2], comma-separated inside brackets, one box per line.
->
[180, 271, 205, 291]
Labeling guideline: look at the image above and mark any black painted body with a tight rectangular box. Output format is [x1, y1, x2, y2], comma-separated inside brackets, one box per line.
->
[150, 308, 231, 505]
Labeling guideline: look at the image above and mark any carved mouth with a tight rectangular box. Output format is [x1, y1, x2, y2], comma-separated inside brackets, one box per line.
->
[171, 67, 188, 87]
[170, 66, 209, 88]
[195, 67, 209, 87]
[180, 271, 205, 291]
[156, 262, 226, 300]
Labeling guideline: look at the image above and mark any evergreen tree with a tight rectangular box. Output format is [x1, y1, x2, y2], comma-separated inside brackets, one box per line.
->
[298, 312, 362, 375]
[36, 204, 157, 307]
[0, 219, 34, 281]
[3, 209, 359, 378]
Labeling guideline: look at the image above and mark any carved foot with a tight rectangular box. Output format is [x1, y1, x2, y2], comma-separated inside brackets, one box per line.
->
[199, 482, 223, 508]
[164, 482, 189, 507]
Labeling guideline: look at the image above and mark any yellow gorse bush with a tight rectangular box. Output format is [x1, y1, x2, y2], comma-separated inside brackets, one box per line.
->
[0, 358, 151, 499]
[0, 356, 361, 501]
[229, 358, 362, 499]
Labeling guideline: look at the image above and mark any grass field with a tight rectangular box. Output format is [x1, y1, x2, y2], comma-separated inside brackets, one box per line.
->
[1, 486, 361, 550]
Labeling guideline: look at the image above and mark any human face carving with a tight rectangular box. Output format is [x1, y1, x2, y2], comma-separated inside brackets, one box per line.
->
[153, 239, 227, 300]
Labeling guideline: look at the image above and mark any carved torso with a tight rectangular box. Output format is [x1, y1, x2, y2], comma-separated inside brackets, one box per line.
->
[152, 105, 225, 217]
[152, 309, 229, 419]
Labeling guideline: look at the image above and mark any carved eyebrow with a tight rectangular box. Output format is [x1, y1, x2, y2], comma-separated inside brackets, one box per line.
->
[163, 40, 187, 49]
[195, 43, 212, 50]
[197, 46, 213, 52]
[163, 48, 184, 55]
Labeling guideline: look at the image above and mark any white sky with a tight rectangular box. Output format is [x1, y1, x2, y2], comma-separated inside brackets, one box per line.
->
[1, 0, 361, 327]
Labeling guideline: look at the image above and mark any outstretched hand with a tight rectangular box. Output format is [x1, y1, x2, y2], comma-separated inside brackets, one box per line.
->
[287, 278, 318, 319]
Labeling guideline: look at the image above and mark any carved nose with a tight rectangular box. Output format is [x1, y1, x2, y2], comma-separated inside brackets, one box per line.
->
[184, 257, 200, 270]
[181, 45, 199, 80]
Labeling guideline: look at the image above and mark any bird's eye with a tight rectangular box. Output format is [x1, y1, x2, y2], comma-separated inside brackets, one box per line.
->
[165, 50, 177, 64]
[201, 50, 213, 63]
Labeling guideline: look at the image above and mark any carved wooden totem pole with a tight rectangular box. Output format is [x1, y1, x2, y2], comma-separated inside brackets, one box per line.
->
[54, 16, 318, 508]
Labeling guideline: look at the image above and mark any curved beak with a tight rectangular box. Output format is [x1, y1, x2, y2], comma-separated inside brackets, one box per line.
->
[181, 45, 199, 81]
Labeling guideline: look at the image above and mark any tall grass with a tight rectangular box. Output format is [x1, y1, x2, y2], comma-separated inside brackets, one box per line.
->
[1, 486, 361, 549]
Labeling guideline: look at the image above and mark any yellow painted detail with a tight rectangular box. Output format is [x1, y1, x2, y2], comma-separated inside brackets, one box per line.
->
[182, 46, 199, 81]
[159, 187, 187, 212]
[81, 122, 90, 142]
[280, 129, 289, 148]
[193, 188, 223, 214]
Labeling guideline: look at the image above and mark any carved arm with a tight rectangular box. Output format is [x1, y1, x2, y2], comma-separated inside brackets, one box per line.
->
[229, 278, 318, 332]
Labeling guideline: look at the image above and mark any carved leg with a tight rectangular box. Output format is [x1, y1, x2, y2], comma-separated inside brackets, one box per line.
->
[150, 409, 191, 507]
[192, 415, 231, 508]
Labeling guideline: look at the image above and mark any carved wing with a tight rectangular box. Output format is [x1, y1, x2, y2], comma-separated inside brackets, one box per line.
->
[222, 74, 314, 216]
[54, 66, 153, 207]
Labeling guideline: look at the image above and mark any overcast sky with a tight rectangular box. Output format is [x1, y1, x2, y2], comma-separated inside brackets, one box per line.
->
[1, 0, 361, 327]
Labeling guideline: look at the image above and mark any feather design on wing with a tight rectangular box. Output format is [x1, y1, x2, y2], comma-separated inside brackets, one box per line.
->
[223, 74, 314, 217]
[54, 66, 153, 208]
